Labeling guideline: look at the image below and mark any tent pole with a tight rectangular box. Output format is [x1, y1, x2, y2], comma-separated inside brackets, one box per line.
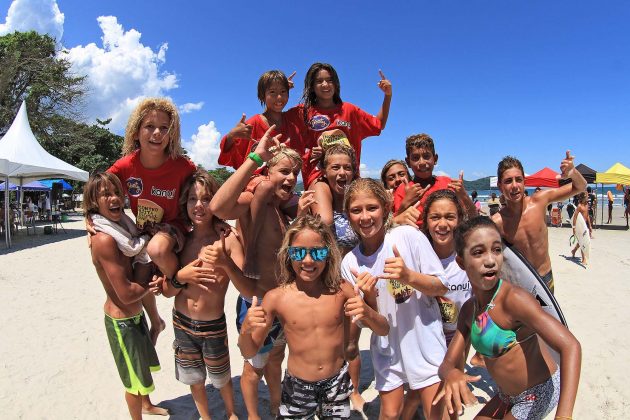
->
[19, 178, 24, 226]
[600, 184, 604, 226]
[5, 175, 10, 247]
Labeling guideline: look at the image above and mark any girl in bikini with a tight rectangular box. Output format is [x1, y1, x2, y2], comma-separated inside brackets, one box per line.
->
[433, 216, 581, 420]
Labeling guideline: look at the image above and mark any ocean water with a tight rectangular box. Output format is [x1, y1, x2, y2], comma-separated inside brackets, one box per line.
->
[473, 186, 627, 207]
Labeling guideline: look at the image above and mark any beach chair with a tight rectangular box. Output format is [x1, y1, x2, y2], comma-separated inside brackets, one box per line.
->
[24, 210, 37, 235]
[550, 208, 562, 227]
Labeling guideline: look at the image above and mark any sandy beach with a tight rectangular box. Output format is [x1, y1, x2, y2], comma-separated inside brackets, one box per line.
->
[1, 206, 629, 419]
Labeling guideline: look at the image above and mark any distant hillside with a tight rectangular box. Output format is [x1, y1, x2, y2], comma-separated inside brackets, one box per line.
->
[464, 176, 492, 191]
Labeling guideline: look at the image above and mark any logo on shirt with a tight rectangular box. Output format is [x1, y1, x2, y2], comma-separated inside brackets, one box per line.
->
[308, 114, 331, 131]
[126, 177, 143, 197]
[335, 119, 351, 129]
[436, 296, 458, 324]
[387, 279, 413, 304]
[151, 186, 176, 199]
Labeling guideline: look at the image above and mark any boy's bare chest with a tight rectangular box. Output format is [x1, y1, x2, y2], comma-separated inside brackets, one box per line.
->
[279, 294, 344, 331]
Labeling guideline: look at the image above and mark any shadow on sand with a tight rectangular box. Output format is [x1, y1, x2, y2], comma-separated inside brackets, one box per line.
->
[559, 254, 587, 269]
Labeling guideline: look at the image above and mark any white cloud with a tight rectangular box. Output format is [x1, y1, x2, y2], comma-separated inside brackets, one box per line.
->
[183, 121, 222, 170]
[434, 170, 451, 178]
[58, 15, 178, 130]
[179, 102, 204, 114]
[359, 163, 381, 179]
[0, 0, 64, 41]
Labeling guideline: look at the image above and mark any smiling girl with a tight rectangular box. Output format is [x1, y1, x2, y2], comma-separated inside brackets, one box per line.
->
[340, 178, 449, 420]
[433, 217, 581, 419]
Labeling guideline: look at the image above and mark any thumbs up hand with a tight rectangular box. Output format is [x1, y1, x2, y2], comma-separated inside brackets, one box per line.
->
[345, 284, 368, 323]
[241, 296, 267, 334]
[350, 269, 378, 299]
[559, 150, 575, 179]
[228, 113, 253, 140]
[381, 245, 411, 284]
[377, 69, 392, 96]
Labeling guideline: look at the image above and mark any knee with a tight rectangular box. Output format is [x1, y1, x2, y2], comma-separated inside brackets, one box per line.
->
[380, 406, 403, 420]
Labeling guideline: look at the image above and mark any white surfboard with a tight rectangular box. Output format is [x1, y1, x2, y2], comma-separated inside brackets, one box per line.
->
[573, 212, 591, 261]
[500, 243, 567, 326]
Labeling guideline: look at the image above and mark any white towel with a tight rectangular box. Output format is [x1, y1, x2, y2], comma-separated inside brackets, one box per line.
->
[92, 213, 151, 267]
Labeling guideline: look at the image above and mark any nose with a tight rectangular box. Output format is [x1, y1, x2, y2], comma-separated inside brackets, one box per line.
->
[483, 251, 497, 267]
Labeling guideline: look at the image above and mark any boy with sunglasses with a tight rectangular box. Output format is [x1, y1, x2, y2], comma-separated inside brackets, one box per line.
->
[238, 215, 389, 419]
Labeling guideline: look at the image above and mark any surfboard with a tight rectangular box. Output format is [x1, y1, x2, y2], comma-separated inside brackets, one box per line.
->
[500, 243, 567, 326]
[572, 212, 591, 262]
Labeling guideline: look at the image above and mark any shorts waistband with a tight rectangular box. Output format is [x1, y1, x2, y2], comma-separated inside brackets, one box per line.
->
[173, 309, 226, 331]
[286, 361, 349, 387]
[104, 311, 144, 322]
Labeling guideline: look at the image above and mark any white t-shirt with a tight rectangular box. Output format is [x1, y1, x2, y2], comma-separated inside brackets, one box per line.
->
[436, 253, 472, 343]
[341, 225, 448, 391]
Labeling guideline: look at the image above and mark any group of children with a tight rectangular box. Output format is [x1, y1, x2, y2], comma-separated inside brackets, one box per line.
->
[86, 62, 584, 420]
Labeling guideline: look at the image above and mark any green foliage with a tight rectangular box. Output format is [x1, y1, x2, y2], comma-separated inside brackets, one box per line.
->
[207, 167, 233, 185]
[463, 176, 493, 191]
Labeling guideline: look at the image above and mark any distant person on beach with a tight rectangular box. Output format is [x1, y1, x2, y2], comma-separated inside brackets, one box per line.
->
[487, 192, 501, 216]
[571, 192, 591, 264]
[433, 217, 581, 420]
[107, 97, 198, 344]
[471, 190, 484, 215]
[587, 186, 597, 228]
[491, 152, 586, 293]
[210, 129, 301, 419]
[624, 187, 630, 227]
[238, 215, 389, 419]
[392, 133, 476, 229]
[606, 189, 614, 224]
[84, 173, 167, 419]
[342, 178, 449, 420]
[160, 170, 257, 420]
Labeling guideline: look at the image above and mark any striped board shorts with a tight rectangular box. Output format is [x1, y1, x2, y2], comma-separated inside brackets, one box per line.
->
[172, 309, 231, 388]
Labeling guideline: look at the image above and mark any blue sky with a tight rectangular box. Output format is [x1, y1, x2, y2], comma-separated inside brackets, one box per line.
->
[1, 0, 629, 181]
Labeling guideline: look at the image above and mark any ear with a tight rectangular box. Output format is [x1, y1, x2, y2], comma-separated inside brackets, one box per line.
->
[405, 156, 410, 167]
[433, 153, 439, 165]
[455, 254, 465, 270]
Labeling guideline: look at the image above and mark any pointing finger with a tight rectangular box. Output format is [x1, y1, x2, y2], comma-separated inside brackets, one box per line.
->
[566, 150, 571, 159]
[459, 170, 464, 182]
[379, 69, 386, 80]
[240, 113, 247, 124]
[288, 71, 296, 81]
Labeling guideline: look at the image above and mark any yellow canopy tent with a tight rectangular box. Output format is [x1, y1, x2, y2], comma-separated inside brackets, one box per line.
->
[595, 163, 630, 226]
[595, 163, 630, 185]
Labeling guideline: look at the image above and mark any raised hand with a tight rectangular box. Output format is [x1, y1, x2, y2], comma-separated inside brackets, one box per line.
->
[350, 269, 378, 298]
[228, 113, 253, 140]
[199, 234, 229, 268]
[345, 284, 368, 323]
[287, 71, 296, 89]
[432, 369, 481, 416]
[381, 245, 411, 284]
[448, 171, 468, 199]
[400, 181, 431, 210]
[176, 258, 219, 291]
[253, 125, 282, 161]
[393, 205, 421, 228]
[242, 296, 267, 334]
[297, 190, 316, 217]
[377, 70, 392, 96]
[559, 150, 575, 179]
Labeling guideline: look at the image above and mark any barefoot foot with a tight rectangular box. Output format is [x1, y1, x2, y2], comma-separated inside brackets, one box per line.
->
[141, 396, 169, 416]
[150, 318, 166, 346]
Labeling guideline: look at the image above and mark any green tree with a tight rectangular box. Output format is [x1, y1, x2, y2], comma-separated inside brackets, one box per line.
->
[0, 31, 86, 139]
[208, 167, 233, 185]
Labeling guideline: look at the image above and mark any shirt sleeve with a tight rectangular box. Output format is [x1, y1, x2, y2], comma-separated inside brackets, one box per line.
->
[351, 104, 382, 139]
[392, 182, 407, 213]
[407, 228, 448, 287]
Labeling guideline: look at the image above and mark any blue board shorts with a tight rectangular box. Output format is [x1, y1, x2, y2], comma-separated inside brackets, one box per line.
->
[236, 295, 285, 369]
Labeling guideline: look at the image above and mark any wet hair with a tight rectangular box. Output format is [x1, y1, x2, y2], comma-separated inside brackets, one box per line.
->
[82, 172, 124, 216]
[267, 147, 302, 170]
[454, 216, 501, 257]
[257, 70, 290, 107]
[380, 159, 411, 187]
[422, 189, 465, 238]
[322, 143, 358, 179]
[277, 215, 342, 291]
[405, 133, 436, 157]
[471, 190, 478, 200]
[497, 156, 525, 182]
[179, 170, 220, 226]
[344, 178, 393, 233]
[301, 63, 342, 126]
[123, 97, 183, 159]
[577, 192, 588, 204]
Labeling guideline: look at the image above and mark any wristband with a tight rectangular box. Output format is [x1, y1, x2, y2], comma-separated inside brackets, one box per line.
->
[170, 274, 187, 289]
[248, 152, 264, 167]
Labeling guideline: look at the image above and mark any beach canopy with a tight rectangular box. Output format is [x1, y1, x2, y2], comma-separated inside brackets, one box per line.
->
[38, 179, 73, 190]
[575, 163, 597, 184]
[525, 167, 559, 188]
[595, 163, 630, 185]
[0, 180, 51, 191]
[0, 101, 88, 183]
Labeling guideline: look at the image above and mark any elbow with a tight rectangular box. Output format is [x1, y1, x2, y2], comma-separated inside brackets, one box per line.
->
[238, 341, 257, 360]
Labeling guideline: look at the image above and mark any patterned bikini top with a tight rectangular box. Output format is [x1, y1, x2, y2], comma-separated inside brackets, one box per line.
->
[333, 210, 359, 249]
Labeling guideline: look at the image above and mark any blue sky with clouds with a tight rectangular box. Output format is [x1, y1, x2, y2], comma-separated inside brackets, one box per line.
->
[1, 0, 628, 180]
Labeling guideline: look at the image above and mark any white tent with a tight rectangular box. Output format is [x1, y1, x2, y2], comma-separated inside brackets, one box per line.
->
[0, 101, 89, 247]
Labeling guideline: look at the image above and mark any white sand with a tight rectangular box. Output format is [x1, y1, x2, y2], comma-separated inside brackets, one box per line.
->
[1, 207, 629, 419]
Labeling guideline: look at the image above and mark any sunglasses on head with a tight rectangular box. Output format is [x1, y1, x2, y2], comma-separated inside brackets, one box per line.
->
[287, 246, 329, 262]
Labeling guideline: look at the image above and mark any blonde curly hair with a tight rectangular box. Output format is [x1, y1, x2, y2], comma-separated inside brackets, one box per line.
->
[277, 215, 342, 291]
[122, 97, 184, 159]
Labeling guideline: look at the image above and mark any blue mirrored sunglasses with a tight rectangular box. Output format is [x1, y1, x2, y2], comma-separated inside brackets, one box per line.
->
[287, 246, 329, 262]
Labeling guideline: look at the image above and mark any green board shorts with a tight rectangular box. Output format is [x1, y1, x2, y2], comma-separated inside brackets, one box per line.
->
[105, 312, 160, 395]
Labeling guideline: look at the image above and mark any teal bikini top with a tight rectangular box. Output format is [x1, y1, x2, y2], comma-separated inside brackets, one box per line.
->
[470, 279, 533, 358]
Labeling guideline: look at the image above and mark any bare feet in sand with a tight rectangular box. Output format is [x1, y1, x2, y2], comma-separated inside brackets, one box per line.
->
[150, 318, 166, 346]
[470, 352, 486, 368]
[350, 391, 366, 412]
[141, 396, 169, 416]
